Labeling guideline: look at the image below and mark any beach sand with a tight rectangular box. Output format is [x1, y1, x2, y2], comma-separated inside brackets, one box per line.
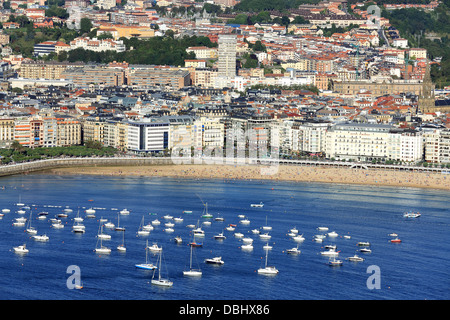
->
[45, 164, 450, 191]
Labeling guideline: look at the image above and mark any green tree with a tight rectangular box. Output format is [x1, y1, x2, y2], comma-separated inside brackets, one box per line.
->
[80, 18, 93, 34]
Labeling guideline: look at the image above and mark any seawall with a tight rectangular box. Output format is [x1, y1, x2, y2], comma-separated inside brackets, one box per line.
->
[0, 156, 447, 178]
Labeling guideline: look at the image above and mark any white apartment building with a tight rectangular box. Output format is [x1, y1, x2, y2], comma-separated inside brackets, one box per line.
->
[198, 117, 224, 150]
[217, 34, 237, 79]
[388, 129, 423, 163]
[69, 37, 126, 53]
[185, 46, 218, 59]
[292, 122, 330, 154]
[127, 118, 170, 153]
[325, 123, 423, 162]
[424, 129, 450, 164]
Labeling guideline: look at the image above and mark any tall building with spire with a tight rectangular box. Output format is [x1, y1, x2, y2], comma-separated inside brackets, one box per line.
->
[418, 59, 436, 114]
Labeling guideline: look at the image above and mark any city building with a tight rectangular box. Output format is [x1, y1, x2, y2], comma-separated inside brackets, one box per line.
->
[217, 34, 237, 79]
[19, 61, 85, 80]
[127, 118, 169, 153]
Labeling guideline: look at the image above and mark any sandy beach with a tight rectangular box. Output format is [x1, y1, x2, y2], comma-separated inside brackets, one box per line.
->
[45, 164, 450, 191]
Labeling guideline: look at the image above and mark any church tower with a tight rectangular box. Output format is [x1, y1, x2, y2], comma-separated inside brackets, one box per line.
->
[418, 59, 435, 114]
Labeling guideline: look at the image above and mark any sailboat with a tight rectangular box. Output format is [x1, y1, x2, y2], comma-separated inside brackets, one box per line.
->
[135, 240, 157, 270]
[16, 195, 24, 207]
[151, 247, 173, 287]
[94, 223, 111, 254]
[26, 211, 37, 235]
[117, 230, 126, 252]
[257, 246, 279, 275]
[201, 202, 213, 218]
[115, 213, 125, 231]
[137, 215, 150, 236]
[74, 210, 84, 222]
[183, 244, 202, 276]
[262, 216, 272, 231]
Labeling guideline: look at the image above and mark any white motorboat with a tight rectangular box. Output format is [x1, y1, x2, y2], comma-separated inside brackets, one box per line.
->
[72, 223, 86, 234]
[251, 202, 264, 208]
[32, 234, 49, 242]
[225, 225, 235, 231]
[151, 219, 161, 226]
[234, 232, 244, 238]
[163, 215, 173, 220]
[327, 231, 338, 237]
[347, 254, 364, 262]
[328, 257, 343, 267]
[104, 221, 115, 229]
[403, 211, 421, 218]
[13, 244, 29, 254]
[324, 244, 337, 250]
[263, 243, 273, 250]
[241, 243, 253, 251]
[251, 229, 260, 234]
[258, 247, 278, 275]
[13, 218, 26, 226]
[321, 248, 339, 257]
[120, 208, 130, 215]
[214, 232, 226, 240]
[164, 227, 174, 233]
[52, 222, 64, 229]
[360, 248, 372, 253]
[293, 235, 305, 242]
[174, 217, 183, 223]
[165, 222, 175, 228]
[143, 224, 154, 231]
[259, 233, 271, 240]
[214, 215, 224, 222]
[240, 218, 250, 225]
[2, 208, 10, 213]
[286, 245, 301, 255]
[174, 236, 182, 244]
[317, 227, 329, 231]
[357, 242, 371, 247]
[388, 233, 398, 237]
[148, 243, 162, 253]
[205, 257, 224, 265]
[290, 227, 299, 234]
[242, 237, 253, 244]
[85, 208, 96, 215]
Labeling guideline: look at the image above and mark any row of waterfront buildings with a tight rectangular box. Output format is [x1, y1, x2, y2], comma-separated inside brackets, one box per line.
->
[1, 111, 449, 164]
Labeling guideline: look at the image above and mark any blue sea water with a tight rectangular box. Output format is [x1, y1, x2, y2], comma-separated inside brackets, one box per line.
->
[0, 173, 448, 300]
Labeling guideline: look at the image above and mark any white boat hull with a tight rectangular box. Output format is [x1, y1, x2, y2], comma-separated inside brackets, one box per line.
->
[183, 270, 202, 276]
